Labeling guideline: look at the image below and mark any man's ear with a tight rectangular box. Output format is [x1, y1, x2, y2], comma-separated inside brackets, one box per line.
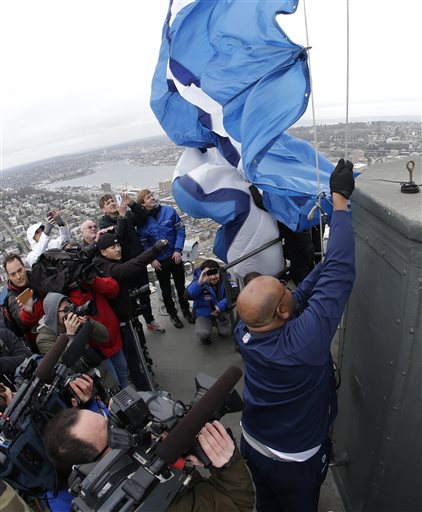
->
[277, 303, 290, 321]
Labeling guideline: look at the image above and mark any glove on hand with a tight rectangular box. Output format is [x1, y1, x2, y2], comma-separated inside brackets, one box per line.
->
[330, 158, 355, 199]
[43, 222, 54, 236]
[54, 214, 65, 226]
[155, 239, 169, 251]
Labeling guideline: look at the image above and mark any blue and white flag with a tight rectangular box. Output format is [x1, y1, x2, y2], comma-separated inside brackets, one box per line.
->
[150, 0, 334, 272]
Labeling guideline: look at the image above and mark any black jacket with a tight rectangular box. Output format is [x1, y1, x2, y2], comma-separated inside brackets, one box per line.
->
[93, 242, 163, 321]
[0, 328, 32, 383]
[99, 203, 147, 261]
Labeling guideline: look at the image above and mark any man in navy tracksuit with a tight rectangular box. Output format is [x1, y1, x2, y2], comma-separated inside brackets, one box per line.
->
[235, 159, 355, 512]
[136, 189, 195, 329]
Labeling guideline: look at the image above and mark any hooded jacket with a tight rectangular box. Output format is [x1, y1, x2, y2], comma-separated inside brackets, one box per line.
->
[35, 292, 116, 388]
[36, 292, 108, 356]
[26, 222, 71, 268]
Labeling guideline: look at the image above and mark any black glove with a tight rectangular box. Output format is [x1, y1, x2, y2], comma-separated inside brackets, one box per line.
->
[43, 222, 54, 236]
[54, 214, 65, 226]
[154, 239, 168, 251]
[330, 158, 355, 199]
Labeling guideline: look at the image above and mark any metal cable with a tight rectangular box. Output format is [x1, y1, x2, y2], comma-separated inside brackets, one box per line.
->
[303, 0, 325, 259]
[344, 0, 350, 160]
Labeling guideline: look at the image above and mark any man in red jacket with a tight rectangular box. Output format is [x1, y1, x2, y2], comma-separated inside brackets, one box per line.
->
[69, 275, 128, 388]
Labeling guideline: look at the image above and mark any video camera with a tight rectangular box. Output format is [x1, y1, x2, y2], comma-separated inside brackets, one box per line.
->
[30, 247, 104, 295]
[0, 322, 111, 494]
[69, 366, 243, 511]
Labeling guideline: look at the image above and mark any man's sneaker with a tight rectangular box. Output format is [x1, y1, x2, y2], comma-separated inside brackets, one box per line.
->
[146, 320, 165, 333]
[201, 337, 212, 345]
[170, 315, 184, 329]
[182, 310, 195, 324]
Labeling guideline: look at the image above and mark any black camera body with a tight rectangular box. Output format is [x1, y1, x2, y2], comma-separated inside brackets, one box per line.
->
[63, 299, 98, 320]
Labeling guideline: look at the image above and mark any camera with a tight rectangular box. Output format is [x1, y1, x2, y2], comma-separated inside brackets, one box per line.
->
[0, 324, 112, 494]
[63, 299, 97, 320]
[128, 284, 151, 300]
[68, 367, 243, 511]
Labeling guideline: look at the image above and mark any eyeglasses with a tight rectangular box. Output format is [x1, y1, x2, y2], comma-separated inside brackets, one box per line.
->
[272, 284, 291, 318]
[85, 225, 97, 229]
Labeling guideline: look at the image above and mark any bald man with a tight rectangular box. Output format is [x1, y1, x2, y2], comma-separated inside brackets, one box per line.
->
[235, 159, 356, 512]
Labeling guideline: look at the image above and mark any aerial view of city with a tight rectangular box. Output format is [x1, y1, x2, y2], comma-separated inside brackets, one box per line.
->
[0, 120, 420, 286]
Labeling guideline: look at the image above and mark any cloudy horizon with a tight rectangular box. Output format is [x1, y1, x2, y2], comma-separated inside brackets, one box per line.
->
[2, 0, 421, 170]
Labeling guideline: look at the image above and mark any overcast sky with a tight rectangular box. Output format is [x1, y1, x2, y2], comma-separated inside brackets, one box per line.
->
[1, 0, 421, 170]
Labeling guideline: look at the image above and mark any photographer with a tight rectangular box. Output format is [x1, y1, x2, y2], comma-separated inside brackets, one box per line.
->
[68, 275, 128, 388]
[43, 409, 255, 512]
[36, 292, 118, 389]
[98, 193, 164, 333]
[3, 254, 45, 350]
[0, 373, 94, 412]
[93, 234, 168, 389]
[36, 292, 107, 354]
[185, 259, 238, 345]
[26, 210, 71, 268]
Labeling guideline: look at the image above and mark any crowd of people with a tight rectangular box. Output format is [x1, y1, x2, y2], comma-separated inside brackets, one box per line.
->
[0, 159, 356, 512]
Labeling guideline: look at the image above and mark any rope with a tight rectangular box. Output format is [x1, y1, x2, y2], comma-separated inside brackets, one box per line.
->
[304, 1, 352, 374]
[344, 0, 350, 159]
[337, 0, 351, 376]
[303, 0, 325, 259]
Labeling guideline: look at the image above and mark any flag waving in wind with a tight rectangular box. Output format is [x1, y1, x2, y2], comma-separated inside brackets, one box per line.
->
[151, 0, 334, 274]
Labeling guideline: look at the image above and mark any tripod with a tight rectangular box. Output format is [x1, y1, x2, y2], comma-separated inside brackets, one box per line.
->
[120, 297, 156, 392]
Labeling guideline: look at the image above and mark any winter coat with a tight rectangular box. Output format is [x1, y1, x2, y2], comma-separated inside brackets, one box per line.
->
[26, 222, 71, 267]
[0, 328, 31, 382]
[47, 448, 254, 512]
[5, 273, 44, 347]
[93, 242, 163, 322]
[36, 292, 108, 356]
[99, 203, 147, 261]
[185, 269, 238, 318]
[169, 448, 255, 512]
[137, 205, 185, 261]
[68, 277, 122, 357]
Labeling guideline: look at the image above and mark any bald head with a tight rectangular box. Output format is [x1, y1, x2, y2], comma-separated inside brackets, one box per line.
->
[237, 276, 285, 329]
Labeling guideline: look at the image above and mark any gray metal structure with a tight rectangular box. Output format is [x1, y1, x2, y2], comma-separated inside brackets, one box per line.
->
[333, 157, 422, 512]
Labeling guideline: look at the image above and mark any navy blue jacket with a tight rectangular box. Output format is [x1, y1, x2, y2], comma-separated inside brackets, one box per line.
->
[235, 210, 355, 453]
[137, 205, 185, 261]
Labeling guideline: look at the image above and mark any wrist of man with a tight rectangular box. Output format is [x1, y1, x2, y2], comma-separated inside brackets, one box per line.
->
[214, 446, 239, 472]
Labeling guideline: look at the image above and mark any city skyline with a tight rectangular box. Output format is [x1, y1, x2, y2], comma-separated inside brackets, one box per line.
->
[2, 0, 421, 169]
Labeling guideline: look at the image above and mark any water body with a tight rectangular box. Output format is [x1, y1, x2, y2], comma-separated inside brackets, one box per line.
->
[45, 161, 175, 190]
